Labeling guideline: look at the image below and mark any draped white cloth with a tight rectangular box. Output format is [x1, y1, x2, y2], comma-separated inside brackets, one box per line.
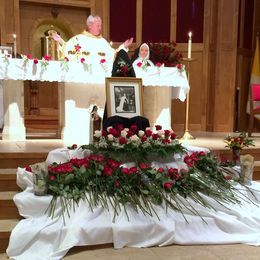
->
[0, 58, 189, 101]
[6, 148, 260, 260]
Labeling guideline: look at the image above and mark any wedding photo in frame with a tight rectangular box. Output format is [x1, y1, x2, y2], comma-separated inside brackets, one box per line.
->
[105, 77, 143, 118]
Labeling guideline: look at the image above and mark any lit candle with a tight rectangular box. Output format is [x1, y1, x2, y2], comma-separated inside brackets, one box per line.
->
[110, 41, 113, 46]
[46, 36, 49, 56]
[13, 34, 17, 58]
[188, 32, 192, 59]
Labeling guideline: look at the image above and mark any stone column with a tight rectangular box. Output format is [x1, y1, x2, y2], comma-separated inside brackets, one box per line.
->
[2, 80, 26, 140]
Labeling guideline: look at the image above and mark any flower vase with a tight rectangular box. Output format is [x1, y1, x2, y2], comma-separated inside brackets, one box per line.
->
[232, 148, 241, 166]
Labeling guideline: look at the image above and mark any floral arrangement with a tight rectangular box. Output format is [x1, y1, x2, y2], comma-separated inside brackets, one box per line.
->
[100, 58, 108, 72]
[45, 150, 245, 222]
[176, 63, 185, 73]
[136, 61, 148, 72]
[148, 41, 182, 67]
[224, 132, 254, 150]
[2, 54, 11, 64]
[82, 125, 185, 162]
[116, 57, 133, 76]
[40, 55, 51, 71]
[61, 56, 70, 72]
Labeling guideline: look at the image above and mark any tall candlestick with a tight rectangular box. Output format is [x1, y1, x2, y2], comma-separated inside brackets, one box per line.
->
[188, 32, 192, 59]
[13, 34, 17, 58]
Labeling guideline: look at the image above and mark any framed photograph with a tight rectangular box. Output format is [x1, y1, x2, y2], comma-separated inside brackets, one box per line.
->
[0, 46, 12, 55]
[106, 77, 143, 118]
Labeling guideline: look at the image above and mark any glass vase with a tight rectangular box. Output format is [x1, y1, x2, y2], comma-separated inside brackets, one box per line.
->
[232, 148, 241, 166]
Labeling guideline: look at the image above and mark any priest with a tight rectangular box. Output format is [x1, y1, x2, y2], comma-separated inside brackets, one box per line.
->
[52, 15, 134, 74]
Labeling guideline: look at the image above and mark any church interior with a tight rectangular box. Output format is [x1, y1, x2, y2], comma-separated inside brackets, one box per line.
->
[1, 0, 260, 259]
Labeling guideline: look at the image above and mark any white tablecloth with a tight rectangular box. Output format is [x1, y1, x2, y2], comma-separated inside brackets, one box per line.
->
[7, 147, 260, 260]
[0, 58, 189, 101]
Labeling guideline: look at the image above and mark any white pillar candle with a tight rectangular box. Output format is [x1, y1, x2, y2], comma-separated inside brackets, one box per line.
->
[188, 32, 192, 59]
[13, 34, 17, 58]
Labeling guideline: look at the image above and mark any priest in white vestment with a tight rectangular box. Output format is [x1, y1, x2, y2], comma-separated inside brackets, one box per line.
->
[53, 15, 133, 74]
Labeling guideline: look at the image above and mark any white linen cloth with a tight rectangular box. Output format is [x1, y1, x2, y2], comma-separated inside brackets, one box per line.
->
[0, 58, 189, 101]
[7, 147, 260, 260]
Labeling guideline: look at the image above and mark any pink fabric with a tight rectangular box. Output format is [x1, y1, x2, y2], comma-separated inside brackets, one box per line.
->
[252, 84, 260, 101]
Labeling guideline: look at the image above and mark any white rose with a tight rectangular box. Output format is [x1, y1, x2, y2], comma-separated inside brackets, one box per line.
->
[121, 130, 128, 138]
[124, 128, 129, 131]
[138, 130, 145, 137]
[130, 134, 140, 142]
[107, 126, 112, 132]
[107, 134, 114, 141]
[157, 130, 164, 136]
[94, 130, 102, 138]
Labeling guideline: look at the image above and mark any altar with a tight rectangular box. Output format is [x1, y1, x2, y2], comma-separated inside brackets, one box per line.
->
[0, 57, 189, 143]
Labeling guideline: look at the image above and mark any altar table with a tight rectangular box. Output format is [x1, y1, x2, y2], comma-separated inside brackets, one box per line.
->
[0, 58, 189, 142]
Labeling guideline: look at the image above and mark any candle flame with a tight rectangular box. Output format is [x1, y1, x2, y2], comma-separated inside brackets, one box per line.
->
[188, 32, 192, 38]
[110, 41, 113, 46]
[13, 34, 16, 39]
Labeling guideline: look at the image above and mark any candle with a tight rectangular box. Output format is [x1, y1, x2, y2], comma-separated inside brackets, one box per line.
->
[110, 41, 113, 46]
[188, 32, 192, 59]
[46, 36, 49, 56]
[13, 34, 17, 58]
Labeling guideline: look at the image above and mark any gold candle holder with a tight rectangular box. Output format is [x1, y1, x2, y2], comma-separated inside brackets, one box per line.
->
[180, 57, 197, 140]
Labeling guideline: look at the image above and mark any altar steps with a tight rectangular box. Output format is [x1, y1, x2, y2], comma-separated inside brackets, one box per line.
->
[0, 152, 48, 169]
[0, 219, 19, 253]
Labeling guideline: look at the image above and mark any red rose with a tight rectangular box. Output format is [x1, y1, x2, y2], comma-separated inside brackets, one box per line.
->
[152, 133, 159, 140]
[43, 55, 50, 61]
[126, 130, 134, 138]
[170, 132, 177, 140]
[156, 62, 162, 67]
[100, 58, 106, 63]
[177, 63, 182, 70]
[164, 130, 170, 136]
[115, 180, 121, 188]
[198, 151, 206, 157]
[71, 144, 77, 149]
[145, 129, 153, 137]
[64, 57, 69, 62]
[137, 62, 142, 67]
[119, 137, 127, 145]
[225, 175, 232, 180]
[157, 167, 164, 173]
[108, 127, 119, 137]
[168, 168, 178, 175]
[25, 166, 32, 172]
[139, 163, 150, 170]
[26, 53, 31, 59]
[80, 57, 85, 63]
[49, 175, 55, 181]
[129, 167, 138, 174]
[162, 139, 170, 144]
[164, 182, 173, 189]
[141, 136, 147, 142]
[116, 124, 124, 131]
[130, 124, 138, 133]
[70, 158, 89, 168]
[103, 165, 113, 177]
[121, 167, 129, 174]
[107, 159, 121, 169]
[102, 130, 108, 137]
[155, 125, 162, 130]
[33, 58, 38, 64]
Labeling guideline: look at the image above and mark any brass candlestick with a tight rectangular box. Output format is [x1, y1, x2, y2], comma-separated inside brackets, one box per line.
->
[180, 57, 196, 140]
